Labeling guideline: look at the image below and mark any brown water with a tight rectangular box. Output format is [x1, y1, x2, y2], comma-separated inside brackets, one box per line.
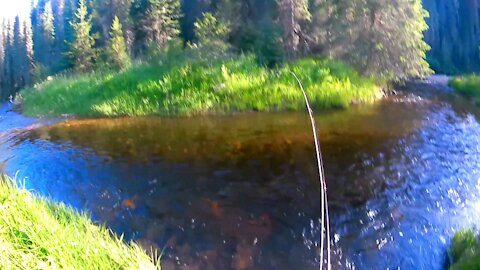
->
[1, 91, 480, 269]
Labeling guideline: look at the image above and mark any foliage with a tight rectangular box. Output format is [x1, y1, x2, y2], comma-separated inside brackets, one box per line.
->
[0, 176, 159, 269]
[450, 229, 480, 269]
[106, 16, 131, 70]
[69, 0, 97, 72]
[130, 0, 181, 54]
[449, 75, 480, 104]
[427, 55, 459, 75]
[40, 1, 55, 43]
[21, 53, 382, 117]
[313, 0, 432, 80]
[0, 0, 435, 100]
[254, 21, 284, 68]
[193, 12, 230, 50]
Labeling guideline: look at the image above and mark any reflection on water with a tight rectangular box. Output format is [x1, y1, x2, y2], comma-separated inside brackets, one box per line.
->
[0, 94, 479, 269]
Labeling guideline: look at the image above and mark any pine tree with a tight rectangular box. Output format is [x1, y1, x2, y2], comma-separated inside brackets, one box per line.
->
[3, 21, 13, 99]
[12, 17, 24, 91]
[92, 0, 133, 50]
[194, 12, 229, 48]
[317, 0, 431, 79]
[69, 0, 97, 72]
[107, 16, 131, 70]
[131, 0, 181, 54]
[51, 0, 69, 72]
[22, 19, 35, 85]
[0, 20, 5, 98]
[41, 1, 55, 43]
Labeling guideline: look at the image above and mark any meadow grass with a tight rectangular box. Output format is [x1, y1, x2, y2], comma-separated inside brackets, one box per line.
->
[449, 75, 480, 104]
[0, 176, 159, 269]
[449, 229, 480, 269]
[21, 55, 383, 117]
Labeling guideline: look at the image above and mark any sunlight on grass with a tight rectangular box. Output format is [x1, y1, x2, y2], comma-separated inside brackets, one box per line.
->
[450, 229, 480, 269]
[21, 55, 383, 117]
[0, 176, 159, 269]
[449, 75, 480, 105]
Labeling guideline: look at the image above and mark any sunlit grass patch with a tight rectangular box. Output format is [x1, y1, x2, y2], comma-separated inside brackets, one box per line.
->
[449, 75, 480, 104]
[449, 229, 480, 269]
[21, 55, 383, 117]
[0, 176, 159, 269]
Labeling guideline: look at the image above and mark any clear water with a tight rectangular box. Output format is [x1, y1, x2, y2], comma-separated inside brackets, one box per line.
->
[0, 91, 479, 269]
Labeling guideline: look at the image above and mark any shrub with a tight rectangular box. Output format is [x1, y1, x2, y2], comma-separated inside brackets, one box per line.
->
[449, 75, 480, 99]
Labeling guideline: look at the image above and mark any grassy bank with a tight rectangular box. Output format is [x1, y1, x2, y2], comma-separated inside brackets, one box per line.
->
[449, 75, 480, 104]
[21, 55, 382, 117]
[0, 177, 159, 269]
[450, 229, 480, 269]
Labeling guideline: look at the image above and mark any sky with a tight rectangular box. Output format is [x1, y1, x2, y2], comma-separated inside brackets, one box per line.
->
[0, 0, 32, 20]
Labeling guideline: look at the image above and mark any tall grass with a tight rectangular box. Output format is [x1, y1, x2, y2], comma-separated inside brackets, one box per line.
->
[21, 55, 383, 117]
[449, 229, 480, 269]
[0, 176, 159, 269]
[449, 75, 480, 104]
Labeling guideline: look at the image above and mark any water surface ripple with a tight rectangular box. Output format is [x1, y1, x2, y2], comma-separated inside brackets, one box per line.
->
[0, 93, 479, 269]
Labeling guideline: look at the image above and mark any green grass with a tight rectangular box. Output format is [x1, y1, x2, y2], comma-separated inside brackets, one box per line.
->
[21, 54, 383, 117]
[449, 229, 480, 269]
[0, 177, 159, 269]
[449, 75, 480, 104]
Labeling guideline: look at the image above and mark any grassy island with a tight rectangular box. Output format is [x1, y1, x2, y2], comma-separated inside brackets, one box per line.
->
[21, 55, 382, 117]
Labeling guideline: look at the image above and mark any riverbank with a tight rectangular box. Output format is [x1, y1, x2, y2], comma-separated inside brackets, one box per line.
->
[449, 75, 480, 104]
[20, 55, 382, 117]
[0, 177, 158, 269]
[450, 229, 480, 269]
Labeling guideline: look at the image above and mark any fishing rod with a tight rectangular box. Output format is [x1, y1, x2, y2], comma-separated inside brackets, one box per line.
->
[290, 71, 331, 270]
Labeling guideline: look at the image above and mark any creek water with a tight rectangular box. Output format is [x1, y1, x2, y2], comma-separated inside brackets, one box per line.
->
[0, 89, 479, 269]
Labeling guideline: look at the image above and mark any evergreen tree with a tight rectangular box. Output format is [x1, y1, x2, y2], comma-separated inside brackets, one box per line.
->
[131, 0, 181, 54]
[216, 0, 280, 52]
[22, 19, 35, 86]
[50, 0, 71, 72]
[317, 0, 431, 79]
[41, 1, 55, 43]
[0, 0, 436, 98]
[107, 16, 131, 69]
[194, 12, 229, 48]
[3, 21, 14, 99]
[92, 0, 133, 50]
[12, 17, 24, 91]
[69, 0, 97, 72]
[0, 20, 6, 98]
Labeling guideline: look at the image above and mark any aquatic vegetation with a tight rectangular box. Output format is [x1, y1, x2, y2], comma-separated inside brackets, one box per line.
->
[21, 55, 382, 117]
[449, 75, 480, 104]
[0, 176, 159, 269]
[450, 229, 480, 269]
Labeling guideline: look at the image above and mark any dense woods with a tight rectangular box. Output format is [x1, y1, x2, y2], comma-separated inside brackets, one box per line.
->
[0, 0, 431, 100]
[424, 0, 480, 74]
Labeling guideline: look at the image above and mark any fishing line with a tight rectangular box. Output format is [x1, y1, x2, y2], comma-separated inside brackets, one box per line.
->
[290, 71, 331, 270]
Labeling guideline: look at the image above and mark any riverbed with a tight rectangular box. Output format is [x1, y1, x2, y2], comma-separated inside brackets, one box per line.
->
[0, 88, 479, 269]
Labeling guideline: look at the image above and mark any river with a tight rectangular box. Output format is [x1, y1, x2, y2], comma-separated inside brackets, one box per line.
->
[0, 86, 479, 269]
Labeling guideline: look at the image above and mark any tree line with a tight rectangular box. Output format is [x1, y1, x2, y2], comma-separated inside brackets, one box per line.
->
[0, 0, 431, 100]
